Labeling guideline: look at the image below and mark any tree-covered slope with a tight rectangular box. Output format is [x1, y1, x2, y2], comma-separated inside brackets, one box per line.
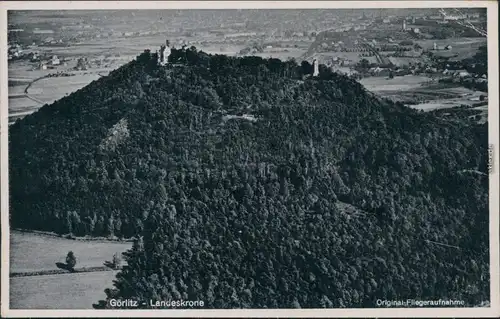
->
[9, 48, 489, 308]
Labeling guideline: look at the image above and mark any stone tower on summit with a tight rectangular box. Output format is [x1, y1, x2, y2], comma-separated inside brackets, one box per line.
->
[313, 59, 319, 77]
[157, 39, 171, 66]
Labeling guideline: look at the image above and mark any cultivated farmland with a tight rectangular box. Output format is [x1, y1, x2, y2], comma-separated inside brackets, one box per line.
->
[359, 76, 488, 112]
[359, 75, 433, 92]
[27, 73, 101, 105]
[10, 230, 131, 309]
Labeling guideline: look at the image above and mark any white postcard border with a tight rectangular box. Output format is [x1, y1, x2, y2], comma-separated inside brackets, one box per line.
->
[1, 1, 498, 318]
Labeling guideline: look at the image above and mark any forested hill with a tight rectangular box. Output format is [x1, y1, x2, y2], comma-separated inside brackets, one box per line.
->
[9, 48, 489, 307]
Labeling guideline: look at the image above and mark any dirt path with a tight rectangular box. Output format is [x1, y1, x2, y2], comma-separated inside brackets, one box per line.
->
[24, 94, 45, 105]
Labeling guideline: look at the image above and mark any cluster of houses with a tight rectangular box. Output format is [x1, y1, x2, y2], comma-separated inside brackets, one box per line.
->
[442, 69, 487, 81]
[7, 44, 24, 60]
[328, 56, 355, 67]
[432, 42, 453, 51]
[354, 61, 488, 93]
[37, 55, 65, 70]
[364, 64, 487, 79]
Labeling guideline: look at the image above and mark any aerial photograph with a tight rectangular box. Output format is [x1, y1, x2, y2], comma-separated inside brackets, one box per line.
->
[5, 5, 492, 313]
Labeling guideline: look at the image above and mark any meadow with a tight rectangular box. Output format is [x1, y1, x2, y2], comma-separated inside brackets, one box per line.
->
[9, 231, 131, 309]
[416, 37, 486, 60]
[27, 73, 101, 105]
[8, 58, 112, 124]
[10, 230, 131, 273]
[359, 75, 487, 112]
[10, 271, 118, 309]
[359, 75, 433, 92]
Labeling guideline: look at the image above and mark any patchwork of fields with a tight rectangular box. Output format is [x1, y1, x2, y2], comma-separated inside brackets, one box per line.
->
[8, 61, 111, 124]
[10, 231, 131, 309]
[359, 75, 434, 92]
[27, 73, 101, 105]
[359, 76, 488, 113]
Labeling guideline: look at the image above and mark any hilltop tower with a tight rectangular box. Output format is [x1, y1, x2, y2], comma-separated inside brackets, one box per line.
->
[313, 59, 319, 77]
[158, 39, 171, 66]
[402, 19, 407, 31]
[433, 42, 437, 50]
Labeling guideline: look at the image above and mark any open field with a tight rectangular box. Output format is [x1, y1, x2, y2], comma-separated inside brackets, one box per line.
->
[252, 47, 307, 60]
[10, 230, 131, 273]
[359, 75, 434, 92]
[9, 96, 38, 111]
[10, 231, 131, 309]
[409, 99, 487, 112]
[360, 75, 488, 113]
[8, 59, 111, 123]
[388, 56, 424, 67]
[10, 271, 118, 309]
[312, 51, 378, 65]
[9, 61, 55, 80]
[27, 73, 101, 104]
[416, 37, 486, 60]
[416, 37, 486, 51]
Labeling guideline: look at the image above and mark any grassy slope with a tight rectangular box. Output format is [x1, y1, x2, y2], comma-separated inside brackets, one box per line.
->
[10, 231, 131, 273]
[10, 271, 118, 309]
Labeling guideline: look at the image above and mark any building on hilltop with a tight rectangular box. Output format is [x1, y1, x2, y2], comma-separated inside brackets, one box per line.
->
[313, 59, 319, 77]
[402, 19, 407, 31]
[157, 39, 171, 66]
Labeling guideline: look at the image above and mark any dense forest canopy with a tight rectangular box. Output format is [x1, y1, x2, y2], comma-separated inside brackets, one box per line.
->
[9, 47, 489, 308]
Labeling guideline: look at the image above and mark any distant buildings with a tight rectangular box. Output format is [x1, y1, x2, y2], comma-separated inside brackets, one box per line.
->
[443, 15, 465, 21]
[8, 44, 23, 57]
[443, 69, 471, 78]
[30, 52, 39, 62]
[456, 70, 471, 78]
[51, 55, 60, 65]
[75, 57, 88, 70]
[369, 66, 391, 76]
